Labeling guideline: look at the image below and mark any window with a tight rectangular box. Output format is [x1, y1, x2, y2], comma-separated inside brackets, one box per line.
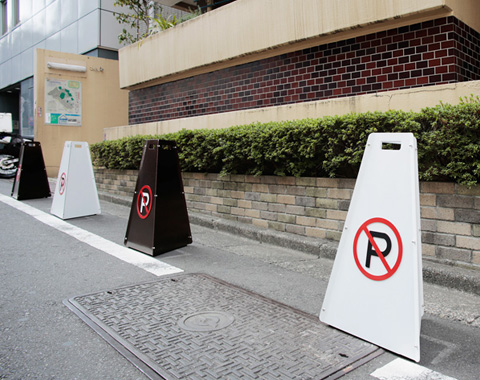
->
[12, 0, 18, 26]
[1, 0, 7, 35]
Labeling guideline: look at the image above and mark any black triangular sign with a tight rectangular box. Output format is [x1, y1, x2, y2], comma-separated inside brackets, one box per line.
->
[11, 141, 51, 200]
[124, 139, 192, 256]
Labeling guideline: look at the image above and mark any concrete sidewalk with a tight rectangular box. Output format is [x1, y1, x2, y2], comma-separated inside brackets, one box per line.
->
[1, 177, 479, 379]
[98, 190, 480, 330]
[99, 190, 480, 296]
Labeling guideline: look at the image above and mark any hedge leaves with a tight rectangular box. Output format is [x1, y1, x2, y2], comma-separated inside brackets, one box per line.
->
[91, 98, 480, 186]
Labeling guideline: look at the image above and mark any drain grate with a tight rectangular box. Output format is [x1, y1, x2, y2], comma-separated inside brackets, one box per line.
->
[65, 274, 381, 379]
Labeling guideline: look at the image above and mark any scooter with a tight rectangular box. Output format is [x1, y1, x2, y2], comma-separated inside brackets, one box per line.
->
[0, 132, 28, 179]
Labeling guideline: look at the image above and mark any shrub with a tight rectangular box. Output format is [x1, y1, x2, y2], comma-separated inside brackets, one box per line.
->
[90, 98, 480, 186]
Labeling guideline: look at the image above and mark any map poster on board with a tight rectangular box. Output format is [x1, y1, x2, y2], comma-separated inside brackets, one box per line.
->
[45, 79, 82, 126]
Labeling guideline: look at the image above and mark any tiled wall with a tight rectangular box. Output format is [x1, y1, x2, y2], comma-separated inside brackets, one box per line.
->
[129, 16, 480, 125]
[94, 169, 480, 268]
[0, 0, 122, 90]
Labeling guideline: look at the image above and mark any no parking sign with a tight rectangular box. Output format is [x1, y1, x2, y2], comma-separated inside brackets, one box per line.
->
[50, 141, 101, 219]
[124, 140, 192, 256]
[136, 185, 153, 219]
[320, 133, 423, 362]
[353, 217, 403, 281]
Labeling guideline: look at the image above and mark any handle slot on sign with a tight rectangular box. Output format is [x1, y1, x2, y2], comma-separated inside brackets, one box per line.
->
[382, 142, 402, 151]
[148, 143, 156, 150]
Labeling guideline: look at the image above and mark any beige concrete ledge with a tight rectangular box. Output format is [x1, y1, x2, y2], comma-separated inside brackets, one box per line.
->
[104, 80, 480, 140]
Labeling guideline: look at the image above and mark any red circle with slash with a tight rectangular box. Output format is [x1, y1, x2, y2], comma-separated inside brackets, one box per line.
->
[59, 172, 66, 195]
[136, 185, 153, 219]
[353, 217, 403, 281]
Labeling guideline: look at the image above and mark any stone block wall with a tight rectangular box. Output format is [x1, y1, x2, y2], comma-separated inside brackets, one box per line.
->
[94, 169, 480, 268]
[94, 169, 138, 197]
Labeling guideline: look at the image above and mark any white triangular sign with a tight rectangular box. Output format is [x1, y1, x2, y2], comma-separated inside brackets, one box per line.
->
[320, 133, 423, 362]
[51, 141, 101, 219]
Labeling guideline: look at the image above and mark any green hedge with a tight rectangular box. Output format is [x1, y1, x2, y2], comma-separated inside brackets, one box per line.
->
[91, 98, 480, 186]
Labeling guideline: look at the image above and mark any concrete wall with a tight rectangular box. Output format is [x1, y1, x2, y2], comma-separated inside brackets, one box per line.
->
[104, 80, 480, 140]
[34, 49, 128, 176]
[119, 0, 479, 90]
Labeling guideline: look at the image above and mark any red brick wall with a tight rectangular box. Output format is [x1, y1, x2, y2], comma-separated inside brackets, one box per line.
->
[129, 16, 480, 125]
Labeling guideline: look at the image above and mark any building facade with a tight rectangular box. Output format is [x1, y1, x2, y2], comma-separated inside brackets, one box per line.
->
[0, 0, 189, 138]
[109, 0, 480, 140]
[0, 0, 129, 137]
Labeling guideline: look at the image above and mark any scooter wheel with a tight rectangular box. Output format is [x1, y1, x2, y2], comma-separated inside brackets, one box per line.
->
[0, 154, 17, 179]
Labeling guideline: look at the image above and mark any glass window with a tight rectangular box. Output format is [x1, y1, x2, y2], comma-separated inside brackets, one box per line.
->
[1, 1, 7, 35]
[12, 0, 18, 26]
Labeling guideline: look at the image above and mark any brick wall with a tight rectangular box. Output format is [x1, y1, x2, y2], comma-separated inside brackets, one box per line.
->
[94, 169, 138, 197]
[94, 169, 480, 268]
[129, 16, 480, 125]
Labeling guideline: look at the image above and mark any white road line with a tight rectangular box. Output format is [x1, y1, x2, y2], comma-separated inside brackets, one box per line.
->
[0, 193, 183, 277]
[371, 358, 457, 380]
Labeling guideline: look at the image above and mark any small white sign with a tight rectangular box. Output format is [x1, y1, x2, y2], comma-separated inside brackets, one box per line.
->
[51, 141, 100, 219]
[320, 133, 423, 362]
[0, 113, 12, 132]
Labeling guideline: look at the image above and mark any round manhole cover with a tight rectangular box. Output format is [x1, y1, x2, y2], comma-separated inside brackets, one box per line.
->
[178, 311, 235, 332]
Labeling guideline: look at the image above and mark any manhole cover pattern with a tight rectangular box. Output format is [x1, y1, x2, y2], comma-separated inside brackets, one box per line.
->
[178, 310, 235, 332]
[70, 274, 377, 379]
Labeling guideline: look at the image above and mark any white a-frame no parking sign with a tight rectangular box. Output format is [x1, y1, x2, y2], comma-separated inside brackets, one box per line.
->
[320, 133, 423, 362]
[51, 141, 101, 219]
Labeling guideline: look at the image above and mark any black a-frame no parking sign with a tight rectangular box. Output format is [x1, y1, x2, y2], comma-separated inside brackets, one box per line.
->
[124, 140, 192, 256]
[11, 141, 51, 200]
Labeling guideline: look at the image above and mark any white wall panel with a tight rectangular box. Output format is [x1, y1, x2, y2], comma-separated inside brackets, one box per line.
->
[20, 48, 34, 80]
[61, 0, 79, 29]
[0, 34, 11, 64]
[100, 9, 123, 50]
[11, 55, 21, 84]
[79, 0, 99, 18]
[0, 62, 5, 88]
[100, 0, 117, 13]
[32, 8, 46, 45]
[34, 41, 46, 55]
[0, 61, 12, 88]
[78, 10, 100, 53]
[46, 0, 56, 7]
[10, 27, 22, 57]
[60, 22, 78, 53]
[20, 18, 34, 51]
[46, 31, 61, 52]
[20, 0, 33, 22]
[33, 0, 46, 16]
[45, 0, 61, 38]
[1, 0, 123, 92]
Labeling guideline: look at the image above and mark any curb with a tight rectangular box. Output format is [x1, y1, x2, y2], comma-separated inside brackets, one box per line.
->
[98, 192, 480, 296]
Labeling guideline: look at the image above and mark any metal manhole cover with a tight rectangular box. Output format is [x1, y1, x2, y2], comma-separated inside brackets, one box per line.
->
[65, 273, 381, 380]
[178, 310, 235, 332]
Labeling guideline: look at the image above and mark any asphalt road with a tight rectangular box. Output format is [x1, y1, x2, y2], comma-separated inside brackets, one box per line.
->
[0, 177, 479, 379]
